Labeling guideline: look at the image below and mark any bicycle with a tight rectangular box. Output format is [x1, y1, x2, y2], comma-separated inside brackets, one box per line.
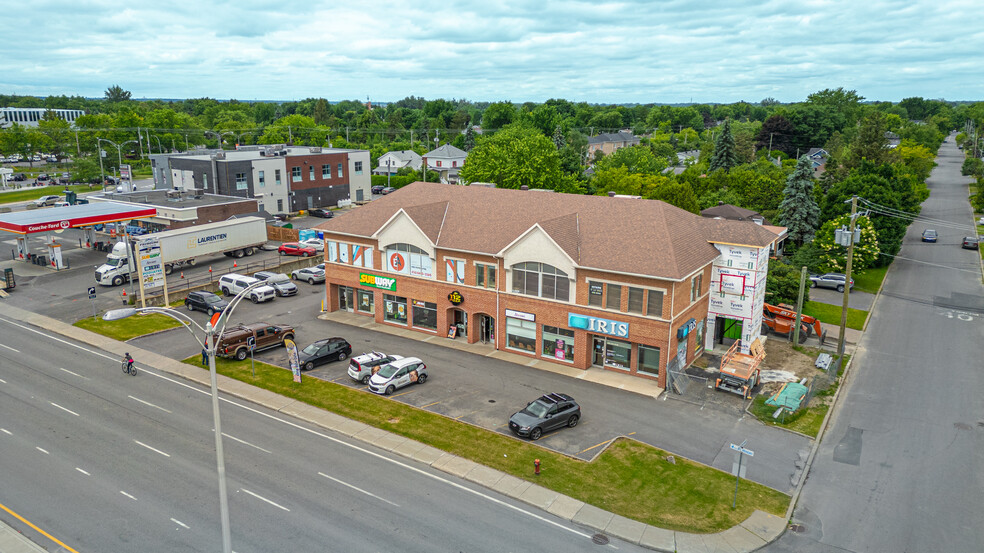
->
[122, 354, 137, 376]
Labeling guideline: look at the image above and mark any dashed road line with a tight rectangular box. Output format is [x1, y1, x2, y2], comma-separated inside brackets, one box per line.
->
[221, 432, 271, 453]
[50, 402, 80, 417]
[134, 440, 171, 457]
[1, 428, 11, 435]
[120, 491, 137, 500]
[36, 446, 50, 455]
[128, 395, 172, 413]
[318, 472, 399, 506]
[59, 368, 86, 379]
[170, 518, 190, 529]
[75, 467, 90, 476]
[240, 488, 290, 511]
[0, 344, 18, 352]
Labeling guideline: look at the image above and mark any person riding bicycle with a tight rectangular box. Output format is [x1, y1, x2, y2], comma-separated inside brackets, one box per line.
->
[124, 352, 134, 372]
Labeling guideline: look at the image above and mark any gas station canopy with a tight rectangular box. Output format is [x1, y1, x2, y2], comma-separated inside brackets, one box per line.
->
[0, 202, 158, 235]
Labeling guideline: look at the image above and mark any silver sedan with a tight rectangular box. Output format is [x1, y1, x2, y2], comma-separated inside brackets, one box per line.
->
[291, 266, 326, 284]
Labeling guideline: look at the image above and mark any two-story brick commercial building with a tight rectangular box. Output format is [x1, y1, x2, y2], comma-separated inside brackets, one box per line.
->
[315, 181, 779, 387]
[164, 145, 371, 215]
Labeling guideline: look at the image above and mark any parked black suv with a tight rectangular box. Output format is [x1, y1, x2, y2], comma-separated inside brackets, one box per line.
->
[508, 393, 580, 440]
[298, 337, 352, 371]
[184, 291, 229, 315]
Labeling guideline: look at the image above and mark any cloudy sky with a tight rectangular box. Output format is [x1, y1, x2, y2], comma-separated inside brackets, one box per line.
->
[3, 0, 980, 104]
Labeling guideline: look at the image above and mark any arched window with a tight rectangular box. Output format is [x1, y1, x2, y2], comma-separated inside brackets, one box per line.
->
[511, 262, 570, 301]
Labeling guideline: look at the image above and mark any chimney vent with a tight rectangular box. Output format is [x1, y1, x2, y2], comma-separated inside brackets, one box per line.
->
[608, 191, 616, 197]
[520, 185, 529, 191]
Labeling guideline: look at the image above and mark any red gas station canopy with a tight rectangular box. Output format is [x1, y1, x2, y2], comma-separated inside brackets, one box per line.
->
[0, 202, 158, 235]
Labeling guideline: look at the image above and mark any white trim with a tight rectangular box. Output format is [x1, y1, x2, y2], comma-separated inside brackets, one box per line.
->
[496, 223, 577, 267]
[372, 208, 436, 247]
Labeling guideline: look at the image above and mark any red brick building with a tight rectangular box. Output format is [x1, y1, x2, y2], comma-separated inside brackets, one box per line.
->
[315, 181, 775, 387]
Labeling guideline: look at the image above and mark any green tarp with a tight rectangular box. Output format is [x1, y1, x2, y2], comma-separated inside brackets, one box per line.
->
[766, 382, 809, 411]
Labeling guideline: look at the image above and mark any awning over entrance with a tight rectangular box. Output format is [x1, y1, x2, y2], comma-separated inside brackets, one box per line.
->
[0, 202, 158, 235]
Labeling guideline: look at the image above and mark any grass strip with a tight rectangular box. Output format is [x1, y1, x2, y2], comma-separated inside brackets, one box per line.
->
[184, 355, 789, 533]
[802, 301, 867, 330]
[851, 266, 888, 294]
[0, 184, 97, 205]
[75, 312, 183, 341]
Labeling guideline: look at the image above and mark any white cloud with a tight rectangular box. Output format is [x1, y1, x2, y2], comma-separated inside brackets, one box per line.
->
[0, 0, 980, 102]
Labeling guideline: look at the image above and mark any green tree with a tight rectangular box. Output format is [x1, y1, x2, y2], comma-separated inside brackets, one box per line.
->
[104, 85, 131, 103]
[813, 215, 879, 272]
[846, 111, 898, 168]
[708, 118, 738, 173]
[645, 178, 700, 213]
[778, 156, 821, 245]
[594, 145, 667, 175]
[462, 126, 477, 152]
[313, 99, 330, 125]
[481, 102, 516, 131]
[896, 141, 936, 182]
[962, 158, 984, 179]
[766, 261, 809, 305]
[806, 87, 864, 126]
[458, 122, 561, 189]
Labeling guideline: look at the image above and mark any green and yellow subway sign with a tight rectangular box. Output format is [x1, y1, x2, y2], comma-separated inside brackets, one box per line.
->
[360, 273, 397, 291]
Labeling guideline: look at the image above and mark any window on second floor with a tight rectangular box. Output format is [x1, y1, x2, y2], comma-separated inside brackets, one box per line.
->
[627, 287, 645, 314]
[309, 165, 315, 180]
[235, 172, 247, 190]
[511, 262, 569, 302]
[258, 170, 265, 186]
[690, 274, 703, 303]
[437, 160, 442, 167]
[605, 284, 622, 310]
[322, 164, 331, 178]
[476, 263, 497, 289]
[647, 290, 664, 317]
[337, 163, 343, 178]
[354, 161, 363, 175]
[275, 169, 282, 185]
[291, 167, 301, 182]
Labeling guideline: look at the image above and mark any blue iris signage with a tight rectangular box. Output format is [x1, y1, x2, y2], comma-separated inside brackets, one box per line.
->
[568, 313, 629, 338]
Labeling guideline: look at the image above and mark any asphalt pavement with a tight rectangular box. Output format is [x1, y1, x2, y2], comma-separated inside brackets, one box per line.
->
[765, 137, 984, 552]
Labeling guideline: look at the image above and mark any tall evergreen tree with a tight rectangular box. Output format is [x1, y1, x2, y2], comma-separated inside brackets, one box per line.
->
[708, 118, 738, 173]
[463, 126, 476, 151]
[778, 155, 821, 245]
[552, 125, 565, 149]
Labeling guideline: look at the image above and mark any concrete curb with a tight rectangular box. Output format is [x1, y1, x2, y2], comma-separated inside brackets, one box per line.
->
[0, 303, 785, 552]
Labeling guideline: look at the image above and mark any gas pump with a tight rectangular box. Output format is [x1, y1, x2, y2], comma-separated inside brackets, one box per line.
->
[15, 236, 29, 260]
[48, 243, 65, 269]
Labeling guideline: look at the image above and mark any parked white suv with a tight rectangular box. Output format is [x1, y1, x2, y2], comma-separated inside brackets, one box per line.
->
[218, 273, 276, 303]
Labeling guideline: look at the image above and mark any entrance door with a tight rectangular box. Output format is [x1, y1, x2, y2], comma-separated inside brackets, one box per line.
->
[451, 309, 467, 338]
[478, 315, 494, 343]
[593, 337, 606, 366]
[306, 195, 314, 210]
[339, 286, 353, 311]
[356, 189, 364, 202]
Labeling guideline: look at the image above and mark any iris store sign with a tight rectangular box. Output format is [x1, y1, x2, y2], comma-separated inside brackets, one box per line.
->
[568, 313, 629, 338]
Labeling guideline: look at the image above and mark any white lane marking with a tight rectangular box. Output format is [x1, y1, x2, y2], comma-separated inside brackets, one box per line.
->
[50, 402, 80, 417]
[59, 368, 87, 379]
[0, 344, 18, 352]
[318, 472, 399, 507]
[221, 432, 271, 453]
[170, 518, 190, 529]
[0, 316, 596, 542]
[240, 488, 290, 512]
[1, 428, 11, 435]
[120, 491, 137, 500]
[0, 377, 6, 383]
[36, 447, 50, 454]
[75, 467, 90, 476]
[134, 440, 171, 457]
[128, 395, 172, 413]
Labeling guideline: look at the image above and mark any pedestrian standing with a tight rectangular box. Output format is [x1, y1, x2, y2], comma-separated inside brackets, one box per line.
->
[201, 347, 208, 366]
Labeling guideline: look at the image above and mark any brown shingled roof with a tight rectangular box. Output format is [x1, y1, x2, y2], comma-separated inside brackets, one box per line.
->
[316, 181, 733, 280]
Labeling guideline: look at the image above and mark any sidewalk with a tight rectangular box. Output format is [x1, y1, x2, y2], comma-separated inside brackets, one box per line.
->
[0, 302, 788, 552]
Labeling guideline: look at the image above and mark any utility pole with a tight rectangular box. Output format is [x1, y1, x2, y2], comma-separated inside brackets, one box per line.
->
[837, 195, 858, 357]
[793, 266, 807, 345]
[768, 133, 773, 154]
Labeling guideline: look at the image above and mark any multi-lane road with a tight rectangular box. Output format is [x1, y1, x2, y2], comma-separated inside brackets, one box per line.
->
[0, 316, 650, 552]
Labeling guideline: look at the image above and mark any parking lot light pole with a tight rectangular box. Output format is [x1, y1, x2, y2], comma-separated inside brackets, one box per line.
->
[102, 280, 269, 553]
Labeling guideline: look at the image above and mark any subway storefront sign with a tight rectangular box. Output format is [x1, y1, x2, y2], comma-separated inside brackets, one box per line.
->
[359, 273, 397, 291]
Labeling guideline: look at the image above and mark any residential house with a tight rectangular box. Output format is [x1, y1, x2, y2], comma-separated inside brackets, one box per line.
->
[423, 144, 467, 184]
[587, 131, 641, 157]
[373, 150, 423, 175]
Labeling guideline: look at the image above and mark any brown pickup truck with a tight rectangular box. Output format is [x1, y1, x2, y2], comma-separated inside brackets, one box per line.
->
[217, 322, 295, 361]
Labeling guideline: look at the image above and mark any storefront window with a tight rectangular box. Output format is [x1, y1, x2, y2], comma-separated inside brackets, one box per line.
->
[383, 294, 407, 324]
[695, 318, 705, 352]
[588, 281, 603, 307]
[411, 300, 437, 331]
[506, 317, 536, 353]
[357, 290, 374, 314]
[638, 345, 661, 376]
[604, 338, 631, 370]
[541, 326, 574, 362]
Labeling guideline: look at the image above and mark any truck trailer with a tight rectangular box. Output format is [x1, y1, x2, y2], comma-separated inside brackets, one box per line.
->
[95, 217, 268, 286]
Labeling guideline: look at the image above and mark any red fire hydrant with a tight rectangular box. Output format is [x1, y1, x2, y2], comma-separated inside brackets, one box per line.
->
[534, 459, 541, 476]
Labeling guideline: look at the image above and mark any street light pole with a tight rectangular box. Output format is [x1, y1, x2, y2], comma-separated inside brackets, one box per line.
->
[837, 195, 858, 357]
[102, 279, 270, 553]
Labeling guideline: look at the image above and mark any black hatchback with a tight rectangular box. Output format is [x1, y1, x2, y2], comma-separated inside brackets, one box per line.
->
[298, 337, 352, 371]
[508, 393, 580, 440]
[184, 291, 229, 315]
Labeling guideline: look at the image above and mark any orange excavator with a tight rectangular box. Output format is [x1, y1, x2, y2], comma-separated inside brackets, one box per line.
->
[762, 303, 826, 345]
